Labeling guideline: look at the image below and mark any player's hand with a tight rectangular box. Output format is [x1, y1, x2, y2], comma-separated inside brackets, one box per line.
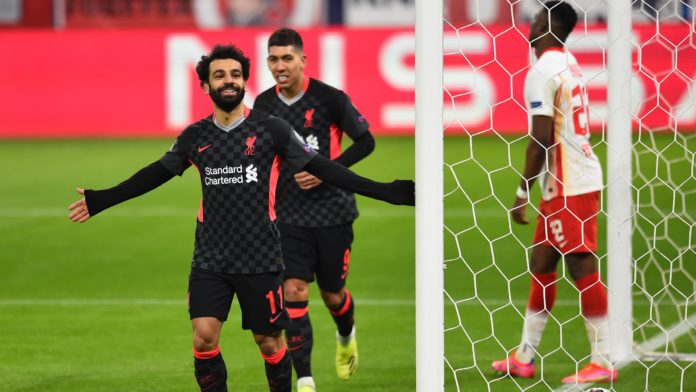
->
[393, 180, 415, 206]
[294, 171, 322, 190]
[510, 196, 530, 225]
[68, 188, 91, 223]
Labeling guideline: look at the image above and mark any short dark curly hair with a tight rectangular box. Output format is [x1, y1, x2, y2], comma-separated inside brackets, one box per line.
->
[195, 44, 250, 87]
[268, 27, 304, 52]
[544, 1, 578, 43]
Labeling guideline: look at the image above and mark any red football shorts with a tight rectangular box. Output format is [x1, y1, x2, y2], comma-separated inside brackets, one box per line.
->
[532, 191, 600, 254]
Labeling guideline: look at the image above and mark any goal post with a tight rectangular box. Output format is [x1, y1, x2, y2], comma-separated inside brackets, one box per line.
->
[415, 1, 444, 391]
[606, 0, 634, 365]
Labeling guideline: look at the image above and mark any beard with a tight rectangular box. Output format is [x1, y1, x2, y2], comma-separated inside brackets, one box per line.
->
[209, 84, 246, 112]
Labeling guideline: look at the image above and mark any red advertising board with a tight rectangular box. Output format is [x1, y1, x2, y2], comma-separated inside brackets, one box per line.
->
[0, 26, 693, 137]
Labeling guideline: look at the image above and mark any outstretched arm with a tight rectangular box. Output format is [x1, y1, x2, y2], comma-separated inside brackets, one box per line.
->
[303, 153, 414, 206]
[67, 161, 175, 222]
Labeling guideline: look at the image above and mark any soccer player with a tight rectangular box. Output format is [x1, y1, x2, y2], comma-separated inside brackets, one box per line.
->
[67, 44, 414, 392]
[253, 28, 374, 392]
[491, 1, 616, 384]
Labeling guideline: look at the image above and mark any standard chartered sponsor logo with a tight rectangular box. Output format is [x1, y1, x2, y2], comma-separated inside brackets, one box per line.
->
[205, 166, 243, 176]
[204, 164, 258, 185]
[245, 164, 258, 183]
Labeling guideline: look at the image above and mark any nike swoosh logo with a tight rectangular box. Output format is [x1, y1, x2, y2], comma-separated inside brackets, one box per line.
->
[269, 313, 283, 324]
[198, 144, 212, 153]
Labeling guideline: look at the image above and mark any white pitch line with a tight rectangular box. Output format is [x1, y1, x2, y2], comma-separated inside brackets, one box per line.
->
[448, 298, 657, 307]
[0, 298, 660, 307]
[0, 298, 416, 307]
[0, 298, 184, 306]
[552, 313, 696, 392]
[0, 298, 551, 307]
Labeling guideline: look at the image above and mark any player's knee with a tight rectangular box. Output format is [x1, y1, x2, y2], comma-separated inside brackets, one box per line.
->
[193, 330, 220, 352]
[529, 246, 560, 274]
[253, 331, 284, 355]
[320, 289, 344, 309]
[566, 253, 597, 281]
[284, 278, 309, 301]
[192, 318, 222, 352]
[529, 263, 556, 274]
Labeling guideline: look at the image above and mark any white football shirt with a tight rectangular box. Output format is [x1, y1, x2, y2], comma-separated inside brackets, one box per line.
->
[524, 47, 603, 200]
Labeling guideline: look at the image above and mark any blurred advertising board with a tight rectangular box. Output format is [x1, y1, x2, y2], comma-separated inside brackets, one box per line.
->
[0, 0, 53, 27]
[0, 25, 694, 137]
[62, 0, 323, 28]
[344, 0, 414, 26]
[0, 0, 22, 24]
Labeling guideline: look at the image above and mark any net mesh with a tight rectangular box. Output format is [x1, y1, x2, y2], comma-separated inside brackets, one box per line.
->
[442, 1, 696, 390]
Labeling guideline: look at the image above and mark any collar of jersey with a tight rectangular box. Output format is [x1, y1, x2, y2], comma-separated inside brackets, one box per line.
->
[210, 106, 250, 132]
[275, 76, 311, 106]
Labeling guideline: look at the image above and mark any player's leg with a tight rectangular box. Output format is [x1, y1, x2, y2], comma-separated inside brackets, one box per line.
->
[189, 268, 235, 391]
[492, 244, 561, 377]
[254, 331, 293, 392]
[321, 288, 354, 338]
[284, 278, 316, 391]
[518, 244, 562, 362]
[321, 287, 357, 380]
[493, 200, 562, 378]
[560, 251, 614, 383]
[235, 272, 292, 392]
[559, 192, 615, 383]
[277, 223, 317, 391]
[192, 318, 226, 391]
[315, 223, 357, 380]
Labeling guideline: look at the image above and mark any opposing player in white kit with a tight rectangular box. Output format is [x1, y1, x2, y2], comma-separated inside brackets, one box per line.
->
[491, 1, 616, 384]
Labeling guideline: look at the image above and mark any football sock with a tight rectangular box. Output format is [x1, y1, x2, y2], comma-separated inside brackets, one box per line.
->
[262, 346, 292, 392]
[515, 272, 557, 364]
[516, 309, 549, 364]
[193, 346, 228, 392]
[285, 300, 313, 378]
[527, 272, 557, 312]
[584, 315, 610, 367]
[576, 272, 610, 367]
[329, 290, 355, 337]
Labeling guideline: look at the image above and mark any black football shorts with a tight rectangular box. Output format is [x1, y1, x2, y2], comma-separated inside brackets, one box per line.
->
[277, 222, 354, 293]
[188, 267, 289, 334]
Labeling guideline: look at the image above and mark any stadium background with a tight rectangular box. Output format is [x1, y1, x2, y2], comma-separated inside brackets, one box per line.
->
[1, 1, 694, 391]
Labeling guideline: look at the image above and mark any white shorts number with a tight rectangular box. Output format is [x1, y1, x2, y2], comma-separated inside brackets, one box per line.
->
[549, 219, 565, 243]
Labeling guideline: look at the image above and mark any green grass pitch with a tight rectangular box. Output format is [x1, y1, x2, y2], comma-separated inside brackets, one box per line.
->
[0, 137, 415, 392]
[0, 135, 693, 391]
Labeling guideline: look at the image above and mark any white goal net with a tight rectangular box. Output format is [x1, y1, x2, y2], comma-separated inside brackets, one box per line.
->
[415, 0, 696, 391]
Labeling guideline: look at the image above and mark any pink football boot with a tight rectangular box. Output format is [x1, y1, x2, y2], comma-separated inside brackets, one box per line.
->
[562, 362, 617, 383]
[491, 354, 535, 378]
